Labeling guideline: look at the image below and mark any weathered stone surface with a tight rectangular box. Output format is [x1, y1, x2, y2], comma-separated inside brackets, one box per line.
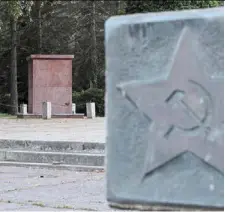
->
[27, 55, 74, 115]
[0, 167, 108, 211]
[105, 7, 224, 209]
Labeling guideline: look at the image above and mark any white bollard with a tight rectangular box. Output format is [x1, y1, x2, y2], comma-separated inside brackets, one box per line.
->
[42, 102, 51, 119]
[20, 104, 27, 115]
[72, 103, 76, 114]
[86, 102, 96, 119]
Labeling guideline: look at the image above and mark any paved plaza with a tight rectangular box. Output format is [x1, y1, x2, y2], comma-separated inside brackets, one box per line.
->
[0, 118, 110, 210]
[0, 166, 111, 211]
[0, 118, 105, 143]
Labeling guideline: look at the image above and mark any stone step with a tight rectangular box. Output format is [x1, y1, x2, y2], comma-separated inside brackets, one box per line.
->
[0, 139, 105, 153]
[17, 113, 85, 119]
[0, 161, 104, 172]
[0, 150, 105, 167]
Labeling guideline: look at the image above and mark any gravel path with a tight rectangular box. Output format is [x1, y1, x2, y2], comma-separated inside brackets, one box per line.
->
[0, 166, 115, 211]
[0, 118, 105, 143]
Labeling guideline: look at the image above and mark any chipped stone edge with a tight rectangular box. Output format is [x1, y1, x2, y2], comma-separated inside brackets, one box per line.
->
[108, 201, 224, 211]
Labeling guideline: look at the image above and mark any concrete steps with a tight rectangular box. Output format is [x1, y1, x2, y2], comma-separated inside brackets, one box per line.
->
[17, 114, 85, 119]
[0, 139, 105, 171]
[0, 139, 105, 152]
[0, 161, 104, 171]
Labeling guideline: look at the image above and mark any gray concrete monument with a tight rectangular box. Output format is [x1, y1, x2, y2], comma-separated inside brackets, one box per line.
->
[105, 7, 224, 210]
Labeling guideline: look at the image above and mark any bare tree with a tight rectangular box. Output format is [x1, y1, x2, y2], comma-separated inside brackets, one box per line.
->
[35, 1, 43, 53]
[10, 18, 18, 114]
[90, 0, 97, 88]
[6, 1, 22, 114]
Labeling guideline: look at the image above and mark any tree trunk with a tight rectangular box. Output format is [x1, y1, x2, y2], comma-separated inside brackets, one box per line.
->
[35, 1, 42, 53]
[90, 0, 97, 88]
[10, 18, 18, 115]
[116, 0, 121, 14]
[38, 7, 42, 53]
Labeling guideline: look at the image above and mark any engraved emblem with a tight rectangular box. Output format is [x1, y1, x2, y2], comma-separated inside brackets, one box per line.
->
[163, 80, 212, 140]
[117, 27, 224, 177]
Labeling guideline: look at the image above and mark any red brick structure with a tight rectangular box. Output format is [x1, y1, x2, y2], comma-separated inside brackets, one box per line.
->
[27, 55, 74, 115]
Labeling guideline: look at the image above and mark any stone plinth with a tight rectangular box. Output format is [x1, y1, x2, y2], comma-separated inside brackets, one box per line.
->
[86, 103, 96, 119]
[42, 102, 51, 119]
[72, 103, 76, 114]
[27, 55, 74, 115]
[105, 7, 224, 210]
[20, 104, 27, 115]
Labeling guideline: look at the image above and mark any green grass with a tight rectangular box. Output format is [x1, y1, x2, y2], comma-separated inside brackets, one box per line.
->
[0, 113, 16, 119]
[56, 205, 97, 211]
[56, 205, 74, 209]
[32, 202, 45, 207]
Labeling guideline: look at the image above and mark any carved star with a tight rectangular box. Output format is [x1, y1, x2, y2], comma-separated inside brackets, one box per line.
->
[117, 27, 224, 177]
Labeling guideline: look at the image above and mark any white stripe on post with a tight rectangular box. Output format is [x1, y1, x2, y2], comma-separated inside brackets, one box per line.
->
[20, 104, 27, 115]
[42, 102, 51, 119]
[72, 103, 76, 114]
[86, 102, 96, 118]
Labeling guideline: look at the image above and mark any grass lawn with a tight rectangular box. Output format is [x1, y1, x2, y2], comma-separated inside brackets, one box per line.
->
[0, 113, 16, 119]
